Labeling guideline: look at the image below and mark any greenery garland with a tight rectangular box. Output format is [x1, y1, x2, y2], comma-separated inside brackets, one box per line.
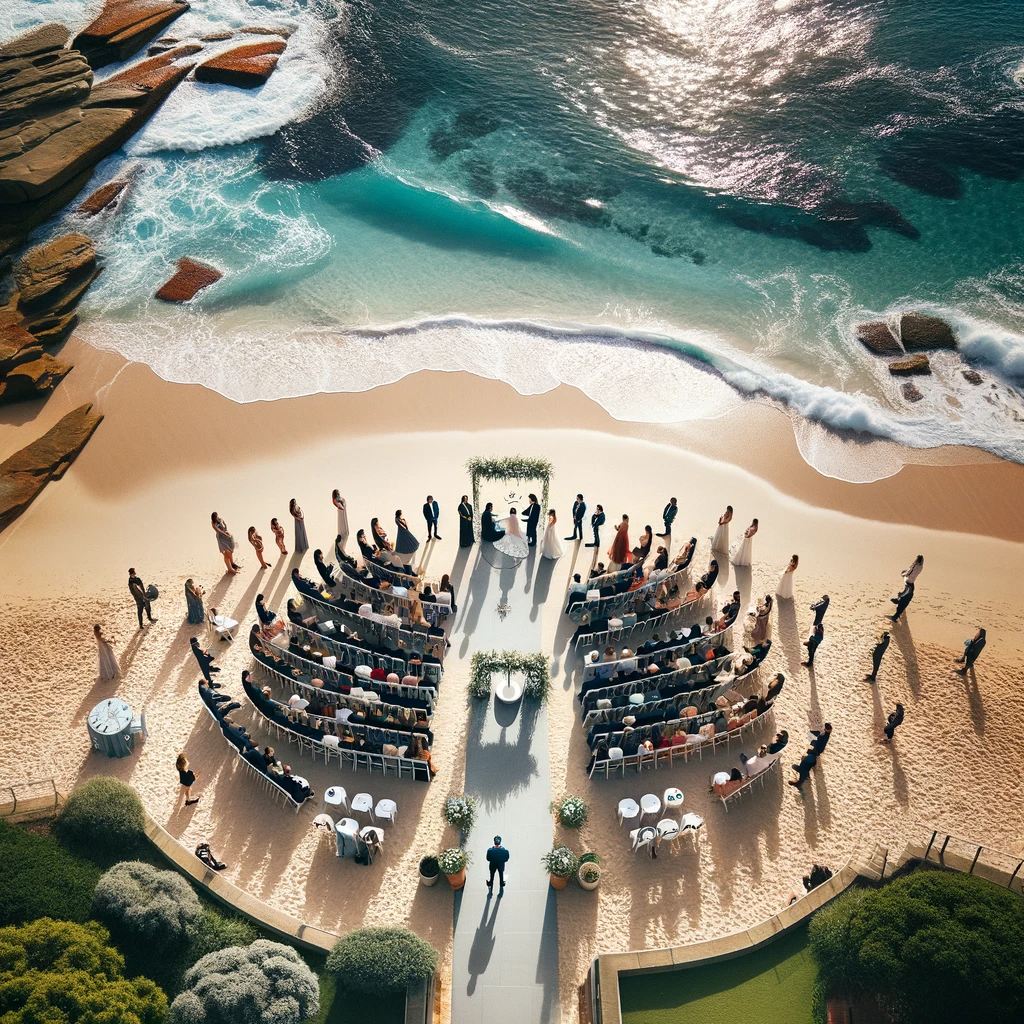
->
[469, 650, 550, 702]
[466, 455, 554, 528]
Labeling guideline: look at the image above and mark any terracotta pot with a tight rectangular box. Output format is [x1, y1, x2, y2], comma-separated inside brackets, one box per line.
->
[550, 873, 569, 890]
[445, 868, 467, 890]
[419, 872, 439, 887]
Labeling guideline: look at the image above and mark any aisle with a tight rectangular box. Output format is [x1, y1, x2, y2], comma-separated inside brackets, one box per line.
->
[451, 546, 560, 1024]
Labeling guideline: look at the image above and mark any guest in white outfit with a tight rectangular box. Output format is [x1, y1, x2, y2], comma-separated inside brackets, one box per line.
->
[776, 554, 798, 599]
[712, 505, 733, 551]
[332, 490, 349, 551]
[731, 518, 757, 566]
[541, 509, 564, 560]
[94, 624, 121, 681]
[902, 555, 924, 584]
[289, 498, 309, 554]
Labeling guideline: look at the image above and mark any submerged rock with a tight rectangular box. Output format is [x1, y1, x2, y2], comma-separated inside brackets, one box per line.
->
[194, 40, 286, 89]
[856, 321, 901, 356]
[900, 312, 956, 351]
[962, 369, 984, 385]
[77, 170, 137, 215]
[901, 382, 924, 403]
[73, 0, 190, 69]
[155, 257, 222, 301]
[888, 353, 930, 375]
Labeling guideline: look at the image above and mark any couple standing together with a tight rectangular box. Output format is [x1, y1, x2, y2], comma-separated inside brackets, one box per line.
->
[564, 494, 606, 548]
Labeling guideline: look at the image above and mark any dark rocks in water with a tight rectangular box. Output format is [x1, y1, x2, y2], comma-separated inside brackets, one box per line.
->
[820, 199, 919, 241]
[77, 168, 139, 216]
[691, 251, 706, 266]
[262, 104, 378, 179]
[795, 219, 871, 253]
[888, 353, 930, 375]
[962, 369, 983, 385]
[900, 312, 956, 351]
[856, 321, 901, 355]
[74, 0, 190, 69]
[429, 108, 501, 160]
[462, 156, 498, 199]
[720, 203, 872, 253]
[194, 40, 286, 89]
[155, 257, 222, 301]
[877, 151, 962, 200]
[238, 27, 294, 39]
[901, 381, 924, 403]
[503, 167, 610, 227]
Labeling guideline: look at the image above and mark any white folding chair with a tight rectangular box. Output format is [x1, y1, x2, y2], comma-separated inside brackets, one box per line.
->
[129, 708, 148, 739]
[617, 798, 640, 826]
[321, 735, 340, 763]
[351, 792, 374, 820]
[374, 798, 397, 826]
[681, 812, 705, 844]
[640, 793, 661, 820]
[630, 825, 658, 855]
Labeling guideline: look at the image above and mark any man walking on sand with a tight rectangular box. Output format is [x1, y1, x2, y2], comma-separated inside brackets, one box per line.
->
[883, 702, 904, 742]
[128, 568, 157, 629]
[566, 494, 586, 541]
[486, 835, 509, 895]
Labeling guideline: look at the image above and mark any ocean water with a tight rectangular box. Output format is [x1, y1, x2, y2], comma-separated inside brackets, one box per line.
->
[5, 0, 1024, 478]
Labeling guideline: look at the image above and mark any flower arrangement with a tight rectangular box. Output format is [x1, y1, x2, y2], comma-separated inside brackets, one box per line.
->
[466, 455, 554, 522]
[437, 848, 468, 875]
[469, 650, 551, 702]
[552, 795, 588, 830]
[443, 795, 478, 836]
[541, 846, 580, 879]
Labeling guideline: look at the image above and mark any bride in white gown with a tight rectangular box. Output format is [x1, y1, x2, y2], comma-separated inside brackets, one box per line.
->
[494, 507, 530, 559]
[541, 509, 564, 560]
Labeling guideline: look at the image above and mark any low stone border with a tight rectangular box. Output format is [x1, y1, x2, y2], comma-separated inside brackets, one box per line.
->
[590, 846, 881, 1024]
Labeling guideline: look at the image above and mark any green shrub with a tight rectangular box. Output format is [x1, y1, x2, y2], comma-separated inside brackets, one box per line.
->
[325, 927, 438, 994]
[187, 909, 258, 964]
[418, 856, 439, 878]
[552, 795, 588, 829]
[56, 778, 145, 861]
[170, 940, 319, 1024]
[0, 916, 167, 1024]
[541, 846, 579, 878]
[809, 871, 1024, 1023]
[578, 851, 601, 866]
[0, 819, 102, 926]
[94, 861, 204, 948]
[443, 795, 478, 835]
[437, 848, 467, 874]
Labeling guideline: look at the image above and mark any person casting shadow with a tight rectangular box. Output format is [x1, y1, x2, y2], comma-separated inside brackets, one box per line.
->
[466, 891, 502, 995]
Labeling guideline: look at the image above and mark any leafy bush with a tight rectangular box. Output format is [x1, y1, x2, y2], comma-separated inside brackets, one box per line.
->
[94, 861, 203, 948]
[325, 927, 438, 994]
[579, 851, 601, 867]
[541, 846, 579, 879]
[809, 871, 1024, 1023]
[437, 848, 467, 875]
[0, 819, 102, 926]
[443, 795, 478, 835]
[552, 795, 588, 829]
[56, 778, 145, 861]
[187, 910, 258, 964]
[0, 916, 167, 1024]
[418, 856, 439, 878]
[170, 940, 319, 1024]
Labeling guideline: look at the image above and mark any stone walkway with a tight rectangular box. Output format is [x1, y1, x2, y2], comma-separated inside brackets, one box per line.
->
[451, 545, 559, 1024]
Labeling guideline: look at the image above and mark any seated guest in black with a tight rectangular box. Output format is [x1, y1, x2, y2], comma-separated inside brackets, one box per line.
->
[287, 599, 305, 625]
[313, 549, 337, 589]
[255, 594, 277, 626]
[421, 585, 437, 603]
[243, 747, 269, 773]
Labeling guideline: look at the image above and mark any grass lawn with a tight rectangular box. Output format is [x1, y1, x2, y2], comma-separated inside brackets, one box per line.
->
[619, 925, 816, 1024]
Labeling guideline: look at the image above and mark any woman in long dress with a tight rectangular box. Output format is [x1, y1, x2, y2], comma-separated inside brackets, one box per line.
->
[440, 573, 458, 613]
[289, 499, 309, 554]
[332, 490, 349, 550]
[371, 517, 399, 564]
[494, 507, 529, 558]
[776, 554, 798, 599]
[185, 578, 205, 624]
[541, 509, 564, 560]
[749, 594, 773, 645]
[211, 512, 240, 574]
[248, 526, 271, 569]
[712, 505, 733, 552]
[458, 495, 475, 547]
[394, 510, 420, 558]
[608, 514, 631, 565]
[731, 518, 758, 566]
[94, 624, 120, 681]
[270, 518, 288, 555]
[636, 525, 653, 562]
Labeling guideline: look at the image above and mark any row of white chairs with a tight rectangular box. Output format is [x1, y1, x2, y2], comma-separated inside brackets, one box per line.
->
[630, 814, 705, 856]
[321, 785, 397, 825]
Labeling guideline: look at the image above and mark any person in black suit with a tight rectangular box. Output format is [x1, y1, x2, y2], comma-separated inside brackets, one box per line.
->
[128, 568, 156, 629]
[522, 494, 541, 546]
[423, 496, 441, 540]
[888, 580, 914, 622]
[486, 835, 509, 893]
[481, 502, 505, 541]
[566, 494, 586, 541]
[864, 631, 890, 682]
[458, 495, 475, 547]
[190, 637, 220, 682]
[810, 594, 830, 626]
[656, 497, 678, 537]
[586, 505, 605, 547]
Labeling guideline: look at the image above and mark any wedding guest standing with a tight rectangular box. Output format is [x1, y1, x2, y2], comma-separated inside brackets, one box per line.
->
[586, 504, 606, 548]
[247, 526, 271, 569]
[522, 494, 541, 547]
[802, 622, 823, 667]
[94, 624, 121, 681]
[902, 555, 924, 585]
[128, 568, 157, 629]
[864, 631, 890, 682]
[176, 753, 201, 807]
[776, 554, 798, 599]
[567, 494, 587, 541]
[184, 578, 206, 624]
[657, 497, 678, 537]
[422, 495, 441, 540]
[608, 514, 630, 564]
[395, 510, 420, 558]
[712, 505, 733, 551]
[211, 512, 241, 574]
[270, 518, 287, 555]
[458, 495, 475, 546]
[541, 509, 564, 560]
[811, 594, 830, 626]
[955, 628, 986, 674]
[289, 499, 309, 554]
[882, 702, 904, 742]
[731, 518, 757, 566]
[439, 573, 458, 614]
[332, 490, 349, 551]
[749, 594, 773, 645]
[889, 579, 914, 622]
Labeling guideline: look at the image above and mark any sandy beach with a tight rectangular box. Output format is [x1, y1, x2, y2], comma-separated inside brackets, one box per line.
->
[2, 342, 1024, 1022]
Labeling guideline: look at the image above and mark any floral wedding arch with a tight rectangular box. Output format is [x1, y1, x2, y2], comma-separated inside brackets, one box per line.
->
[465, 455, 554, 525]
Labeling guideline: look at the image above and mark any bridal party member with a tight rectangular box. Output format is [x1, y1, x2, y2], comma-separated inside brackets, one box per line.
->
[712, 505, 733, 552]
[270, 517, 287, 555]
[395, 510, 420, 559]
[541, 509, 564, 560]
[94, 624, 121, 681]
[608, 514, 630, 566]
[481, 502, 505, 541]
[248, 526, 271, 569]
[458, 495, 475, 546]
[289, 498, 309, 555]
[332, 490, 349, 551]
[776, 554, 798, 599]
[212, 512, 241, 574]
[731, 518, 757, 567]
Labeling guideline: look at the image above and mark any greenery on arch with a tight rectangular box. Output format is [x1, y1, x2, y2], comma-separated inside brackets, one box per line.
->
[469, 649, 550, 702]
[466, 455, 554, 524]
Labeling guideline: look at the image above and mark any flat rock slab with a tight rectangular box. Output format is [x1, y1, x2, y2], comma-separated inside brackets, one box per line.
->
[900, 312, 957, 351]
[74, 0, 190, 68]
[887, 353, 930, 375]
[156, 257, 222, 301]
[0, 352, 72, 404]
[13, 233, 96, 307]
[77, 175, 133, 215]
[962, 369, 983, 385]
[194, 40, 287, 89]
[901, 381, 924, 403]
[856, 320, 901, 355]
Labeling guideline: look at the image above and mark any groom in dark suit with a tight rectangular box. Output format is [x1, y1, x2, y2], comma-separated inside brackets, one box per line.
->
[585, 505, 605, 548]
[522, 494, 541, 546]
[422, 496, 440, 540]
[566, 494, 586, 541]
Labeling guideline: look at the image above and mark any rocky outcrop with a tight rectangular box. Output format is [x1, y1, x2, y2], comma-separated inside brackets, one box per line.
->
[77, 170, 137, 216]
[194, 40, 287, 89]
[13, 233, 96, 307]
[888, 353, 930, 375]
[901, 382, 924, 403]
[962, 369, 983, 385]
[900, 312, 957, 351]
[155, 257, 222, 301]
[0, 353, 72, 402]
[73, 0, 190, 69]
[0, 403, 103, 531]
[856, 321, 901, 356]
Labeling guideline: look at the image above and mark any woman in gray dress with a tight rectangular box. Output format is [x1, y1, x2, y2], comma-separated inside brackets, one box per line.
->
[211, 512, 241, 574]
[94, 624, 121, 681]
[332, 489, 349, 550]
[185, 578, 205, 624]
[289, 498, 309, 555]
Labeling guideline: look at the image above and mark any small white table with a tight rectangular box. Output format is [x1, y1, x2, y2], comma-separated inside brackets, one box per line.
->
[494, 678, 523, 703]
[87, 698, 134, 758]
[664, 787, 684, 810]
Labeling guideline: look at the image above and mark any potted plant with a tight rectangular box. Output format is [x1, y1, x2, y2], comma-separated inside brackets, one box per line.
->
[438, 847, 468, 890]
[578, 852, 602, 890]
[418, 855, 440, 887]
[551, 795, 588, 830]
[443, 795, 478, 839]
[542, 846, 579, 890]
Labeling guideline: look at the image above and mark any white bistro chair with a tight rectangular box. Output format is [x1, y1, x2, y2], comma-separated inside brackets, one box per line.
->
[640, 793, 661, 820]
[617, 798, 640, 826]
[351, 792, 374, 820]
[374, 798, 398, 826]
[335, 817, 359, 858]
[323, 786, 348, 813]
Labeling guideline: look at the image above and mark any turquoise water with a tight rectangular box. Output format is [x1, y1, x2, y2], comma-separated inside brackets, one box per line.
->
[5, 0, 1024, 474]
